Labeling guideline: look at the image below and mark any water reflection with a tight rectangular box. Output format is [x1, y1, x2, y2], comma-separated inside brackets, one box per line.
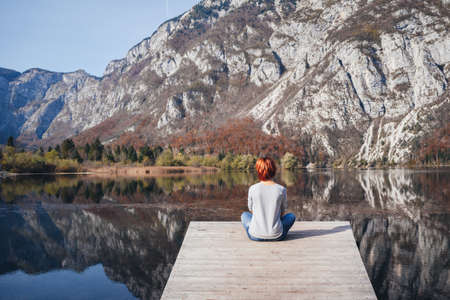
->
[0, 205, 187, 300]
[0, 264, 137, 300]
[0, 172, 257, 205]
[0, 168, 448, 300]
[2, 170, 447, 216]
[352, 216, 450, 300]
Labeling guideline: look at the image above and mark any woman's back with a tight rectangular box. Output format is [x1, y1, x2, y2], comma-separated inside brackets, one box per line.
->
[241, 156, 295, 241]
[248, 182, 287, 239]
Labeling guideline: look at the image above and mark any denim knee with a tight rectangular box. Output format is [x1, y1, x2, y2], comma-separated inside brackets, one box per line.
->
[283, 213, 296, 224]
[241, 212, 252, 228]
[286, 212, 296, 219]
[241, 211, 251, 221]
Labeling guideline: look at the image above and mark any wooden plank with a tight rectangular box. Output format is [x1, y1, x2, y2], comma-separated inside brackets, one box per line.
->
[161, 221, 377, 300]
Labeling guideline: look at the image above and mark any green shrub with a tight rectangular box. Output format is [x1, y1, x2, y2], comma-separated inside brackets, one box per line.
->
[281, 152, 299, 169]
[231, 154, 256, 170]
[2, 152, 55, 173]
[45, 150, 59, 162]
[202, 155, 219, 167]
[188, 155, 204, 167]
[173, 152, 186, 166]
[156, 149, 175, 166]
[0, 147, 82, 173]
[54, 159, 79, 172]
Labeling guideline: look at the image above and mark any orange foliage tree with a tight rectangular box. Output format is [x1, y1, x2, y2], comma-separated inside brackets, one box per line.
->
[169, 118, 305, 161]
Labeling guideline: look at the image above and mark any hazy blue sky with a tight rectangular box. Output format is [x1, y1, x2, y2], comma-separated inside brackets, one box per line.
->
[0, 0, 199, 76]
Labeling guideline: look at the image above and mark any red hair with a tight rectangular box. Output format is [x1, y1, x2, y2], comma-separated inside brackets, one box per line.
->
[255, 157, 276, 181]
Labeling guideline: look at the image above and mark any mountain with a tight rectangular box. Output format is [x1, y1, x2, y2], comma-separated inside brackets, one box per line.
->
[1, 0, 449, 164]
[0, 68, 99, 144]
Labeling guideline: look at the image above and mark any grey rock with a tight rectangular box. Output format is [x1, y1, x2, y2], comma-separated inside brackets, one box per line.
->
[0, 0, 448, 164]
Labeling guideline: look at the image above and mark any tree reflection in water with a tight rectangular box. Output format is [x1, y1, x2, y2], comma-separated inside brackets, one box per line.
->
[0, 168, 448, 300]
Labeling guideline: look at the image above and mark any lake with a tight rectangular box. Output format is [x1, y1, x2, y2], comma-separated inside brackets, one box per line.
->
[0, 168, 448, 300]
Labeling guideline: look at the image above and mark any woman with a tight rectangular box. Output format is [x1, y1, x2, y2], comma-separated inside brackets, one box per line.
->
[241, 157, 296, 241]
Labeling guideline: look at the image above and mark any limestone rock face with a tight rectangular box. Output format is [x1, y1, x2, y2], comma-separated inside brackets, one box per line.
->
[1, 0, 449, 163]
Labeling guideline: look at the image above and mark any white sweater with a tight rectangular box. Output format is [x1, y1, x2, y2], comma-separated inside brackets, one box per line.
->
[248, 182, 287, 239]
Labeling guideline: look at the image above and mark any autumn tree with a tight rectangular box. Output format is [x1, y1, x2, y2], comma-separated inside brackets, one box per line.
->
[170, 118, 305, 161]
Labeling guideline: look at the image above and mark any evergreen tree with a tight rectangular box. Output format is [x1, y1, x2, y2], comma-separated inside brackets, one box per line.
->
[121, 145, 128, 162]
[139, 146, 154, 161]
[55, 144, 61, 157]
[153, 145, 163, 158]
[218, 151, 225, 161]
[73, 149, 83, 163]
[114, 145, 121, 161]
[7, 136, 14, 147]
[105, 146, 115, 162]
[84, 143, 91, 160]
[47, 146, 53, 152]
[128, 146, 138, 162]
[61, 139, 76, 159]
[90, 138, 104, 161]
[38, 147, 45, 157]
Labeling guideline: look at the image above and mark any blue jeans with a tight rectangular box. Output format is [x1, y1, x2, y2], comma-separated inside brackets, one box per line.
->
[240, 212, 296, 241]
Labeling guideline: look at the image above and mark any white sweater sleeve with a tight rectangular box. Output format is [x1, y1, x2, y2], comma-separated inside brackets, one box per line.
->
[281, 188, 287, 214]
[248, 186, 253, 212]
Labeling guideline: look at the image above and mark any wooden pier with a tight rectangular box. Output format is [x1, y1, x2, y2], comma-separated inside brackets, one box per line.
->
[161, 221, 377, 300]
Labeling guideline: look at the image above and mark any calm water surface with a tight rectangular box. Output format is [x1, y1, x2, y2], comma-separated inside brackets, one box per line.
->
[0, 169, 448, 300]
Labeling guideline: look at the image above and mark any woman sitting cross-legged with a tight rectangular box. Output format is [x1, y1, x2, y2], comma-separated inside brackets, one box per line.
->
[241, 157, 296, 241]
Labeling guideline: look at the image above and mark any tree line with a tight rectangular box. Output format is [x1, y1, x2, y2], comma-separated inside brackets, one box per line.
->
[0, 135, 305, 173]
[2, 118, 447, 173]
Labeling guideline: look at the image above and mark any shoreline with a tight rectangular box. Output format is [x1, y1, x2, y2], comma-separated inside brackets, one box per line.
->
[1, 164, 448, 178]
[85, 165, 219, 177]
[1, 166, 218, 178]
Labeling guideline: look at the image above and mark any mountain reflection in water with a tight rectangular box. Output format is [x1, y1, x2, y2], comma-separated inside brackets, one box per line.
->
[0, 169, 448, 300]
[0, 205, 186, 300]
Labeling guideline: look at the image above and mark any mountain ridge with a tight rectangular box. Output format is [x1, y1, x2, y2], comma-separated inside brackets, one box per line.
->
[1, 0, 449, 165]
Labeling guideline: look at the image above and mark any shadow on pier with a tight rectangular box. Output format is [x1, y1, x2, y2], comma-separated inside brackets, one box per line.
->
[286, 224, 351, 240]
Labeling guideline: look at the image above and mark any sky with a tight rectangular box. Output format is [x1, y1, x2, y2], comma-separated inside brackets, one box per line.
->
[0, 0, 199, 77]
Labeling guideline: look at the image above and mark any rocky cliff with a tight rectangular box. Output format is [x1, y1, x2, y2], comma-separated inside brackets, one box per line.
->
[1, 0, 449, 163]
